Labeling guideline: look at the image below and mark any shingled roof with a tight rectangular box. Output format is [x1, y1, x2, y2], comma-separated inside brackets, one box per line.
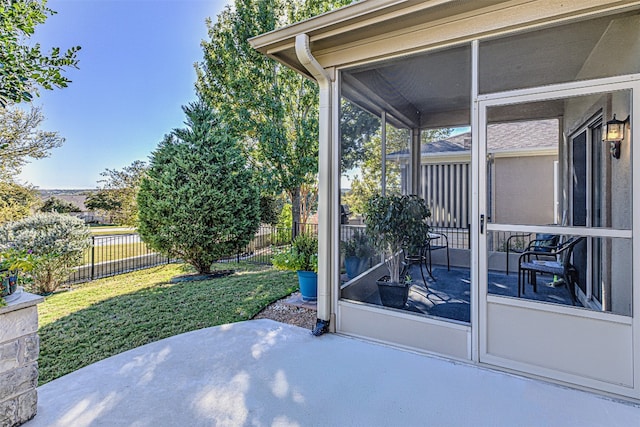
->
[423, 119, 558, 154]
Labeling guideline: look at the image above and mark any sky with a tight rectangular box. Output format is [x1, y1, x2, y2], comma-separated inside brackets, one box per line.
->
[18, 0, 230, 189]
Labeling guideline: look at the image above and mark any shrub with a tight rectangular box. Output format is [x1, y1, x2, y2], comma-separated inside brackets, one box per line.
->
[137, 102, 260, 274]
[0, 213, 91, 293]
[272, 233, 318, 272]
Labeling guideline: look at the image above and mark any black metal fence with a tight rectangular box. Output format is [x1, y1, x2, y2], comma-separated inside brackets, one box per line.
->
[64, 234, 170, 285]
[63, 222, 471, 285]
[220, 222, 470, 267]
[218, 222, 319, 265]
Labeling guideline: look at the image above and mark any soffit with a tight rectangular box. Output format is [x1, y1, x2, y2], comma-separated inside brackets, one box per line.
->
[250, 0, 639, 79]
[340, 11, 633, 128]
[250, 0, 640, 129]
[249, 0, 512, 79]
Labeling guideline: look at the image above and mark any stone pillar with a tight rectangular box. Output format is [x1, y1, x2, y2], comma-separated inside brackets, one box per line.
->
[0, 292, 44, 426]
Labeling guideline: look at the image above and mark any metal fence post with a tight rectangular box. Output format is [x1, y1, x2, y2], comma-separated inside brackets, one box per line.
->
[91, 236, 95, 280]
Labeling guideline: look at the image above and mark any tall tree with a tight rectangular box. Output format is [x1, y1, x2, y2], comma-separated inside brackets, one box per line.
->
[138, 102, 260, 274]
[340, 99, 380, 172]
[343, 127, 453, 214]
[0, 105, 64, 180]
[0, 0, 80, 107]
[94, 160, 147, 226]
[197, 0, 352, 228]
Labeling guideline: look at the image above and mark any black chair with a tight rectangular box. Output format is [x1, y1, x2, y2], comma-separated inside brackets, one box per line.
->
[401, 249, 428, 289]
[506, 233, 559, 275]
[401, 232, 450, 286]
[425, 232, 450, 279]
[517, 236, 585, 305]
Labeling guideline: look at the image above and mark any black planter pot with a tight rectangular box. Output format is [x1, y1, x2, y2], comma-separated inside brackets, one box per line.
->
[376, 276, 410, 308]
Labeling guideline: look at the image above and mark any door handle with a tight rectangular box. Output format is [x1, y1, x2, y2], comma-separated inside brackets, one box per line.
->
[480, 214, 485, 234]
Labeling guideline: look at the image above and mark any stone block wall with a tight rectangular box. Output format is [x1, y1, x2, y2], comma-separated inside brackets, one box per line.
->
[0, 293, 43, 427]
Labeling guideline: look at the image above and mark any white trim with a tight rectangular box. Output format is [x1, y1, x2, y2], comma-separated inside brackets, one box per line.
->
[419, 147, 557, 164]
[632, 78, 640, 398]
[338, 299, 471, 331]
[332, 70, 342, 330]
[478, 75, 639, 400]
[471, 39, 480, 363]
[478, 73, 640, 104]
[480, 354, 635, 396]
[485, 224, 632, 239]
[381, 111, 387, 196]
[486, 294, 633, 325]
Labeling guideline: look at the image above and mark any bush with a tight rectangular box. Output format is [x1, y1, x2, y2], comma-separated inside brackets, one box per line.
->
[137, 102, 260, 274]
[0, 213, 91, 293]
[272, 233, 318, 272]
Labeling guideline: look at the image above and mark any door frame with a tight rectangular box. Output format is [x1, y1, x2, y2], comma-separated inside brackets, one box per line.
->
[474, 73, 640, 399]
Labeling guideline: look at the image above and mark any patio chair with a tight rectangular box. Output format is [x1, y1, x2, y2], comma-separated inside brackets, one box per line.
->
[517, 236, 585, 305]
[401, 249, 429, 290]
[425, 232, 450, 277]
[506, 233, 560, 274]
[401, 232, 450, 285]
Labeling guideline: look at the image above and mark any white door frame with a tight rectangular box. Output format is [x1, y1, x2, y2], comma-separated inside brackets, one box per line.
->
[474, 73, 640, 399]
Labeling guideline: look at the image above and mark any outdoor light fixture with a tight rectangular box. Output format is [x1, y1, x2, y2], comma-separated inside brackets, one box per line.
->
[603, 114, 629, 159]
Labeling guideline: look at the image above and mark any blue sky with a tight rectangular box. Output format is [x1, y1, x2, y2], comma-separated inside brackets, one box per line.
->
[19, 0, 229, 189]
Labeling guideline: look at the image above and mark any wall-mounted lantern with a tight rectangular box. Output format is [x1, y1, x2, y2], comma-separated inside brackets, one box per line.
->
[603, 114, 629, 159]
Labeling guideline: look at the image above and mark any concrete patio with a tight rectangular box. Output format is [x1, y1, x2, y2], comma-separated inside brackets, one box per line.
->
[26, 319, 640, 427]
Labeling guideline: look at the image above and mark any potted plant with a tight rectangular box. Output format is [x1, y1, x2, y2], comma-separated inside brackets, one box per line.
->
[342, 229, 375, 279]
[272, 233, 318, 301]
[1, 248, 36, 303]
[363, 194, 430, 308]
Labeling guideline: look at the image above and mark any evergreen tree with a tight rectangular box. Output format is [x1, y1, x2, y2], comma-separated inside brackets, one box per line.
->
[137, 102, 260, 274]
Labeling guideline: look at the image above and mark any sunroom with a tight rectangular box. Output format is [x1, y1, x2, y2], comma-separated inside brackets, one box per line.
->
[250, 0, 640, 401]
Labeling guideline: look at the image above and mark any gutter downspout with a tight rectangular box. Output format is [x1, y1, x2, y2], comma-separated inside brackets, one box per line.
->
[295, 34, 333, 336]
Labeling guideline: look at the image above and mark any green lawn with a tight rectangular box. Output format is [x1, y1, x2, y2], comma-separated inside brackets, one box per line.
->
[83, 242, 152, 264]
[38, 262, 298, 385]
[89, 226, 136, 236]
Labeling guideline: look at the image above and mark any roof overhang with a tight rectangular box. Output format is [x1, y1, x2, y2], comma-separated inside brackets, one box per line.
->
[250, 0, 640, 129]
[249, 0, 640, 79]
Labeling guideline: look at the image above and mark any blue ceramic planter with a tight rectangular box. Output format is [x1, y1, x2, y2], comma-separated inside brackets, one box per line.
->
[296, 270, 318, 302]
[344, 256, 369, 280]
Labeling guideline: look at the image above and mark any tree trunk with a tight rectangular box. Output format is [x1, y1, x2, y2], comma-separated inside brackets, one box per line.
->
[290, 187, 302, 239]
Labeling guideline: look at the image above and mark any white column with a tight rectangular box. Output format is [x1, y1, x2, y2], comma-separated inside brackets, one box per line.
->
[381, 111, 387, 196]
[411, 128, 421, 194]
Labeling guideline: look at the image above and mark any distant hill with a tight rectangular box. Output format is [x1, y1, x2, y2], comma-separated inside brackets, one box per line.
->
[38, 189, 94, 198]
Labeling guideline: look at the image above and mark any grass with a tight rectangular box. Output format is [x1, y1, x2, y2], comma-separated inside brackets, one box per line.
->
[90, 230, 136, 236]
[89, 225, 136, 236]
[83, 242, 152, 264]
[38, 262, 298, 385]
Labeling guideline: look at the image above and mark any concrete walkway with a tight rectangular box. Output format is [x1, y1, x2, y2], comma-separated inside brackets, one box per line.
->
[26, 320, 640, 427]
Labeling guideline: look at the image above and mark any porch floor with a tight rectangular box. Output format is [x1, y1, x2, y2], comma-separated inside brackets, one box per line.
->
[355, 265, 576, 323]
[25, 319, 639, 426]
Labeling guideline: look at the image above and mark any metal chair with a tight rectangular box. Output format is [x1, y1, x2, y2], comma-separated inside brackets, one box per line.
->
[401, 249, 428, 290]
[517, 236, 585, 305]
[425, 232, 450, 279]
[506, 233, 559, 274]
